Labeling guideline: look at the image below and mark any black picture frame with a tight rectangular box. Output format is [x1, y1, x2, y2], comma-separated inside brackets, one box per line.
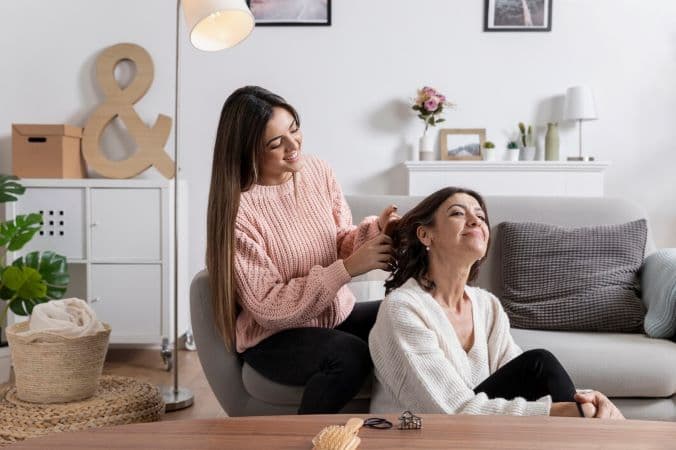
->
[247, 0, 331, 27]
[484, 0, 552, 32]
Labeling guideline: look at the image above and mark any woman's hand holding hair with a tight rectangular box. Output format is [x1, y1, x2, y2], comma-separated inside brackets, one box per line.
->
[343, 234, 393, 277]
[377, 204, 400, 232]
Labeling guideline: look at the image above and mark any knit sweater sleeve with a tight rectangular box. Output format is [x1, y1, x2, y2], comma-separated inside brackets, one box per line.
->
[325, 164, 380, 259]
[370, 293, 551, 416]
[234, 227, 351, 330]
[484, 291, 523, 371]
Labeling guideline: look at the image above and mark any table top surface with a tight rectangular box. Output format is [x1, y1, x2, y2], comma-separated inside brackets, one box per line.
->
[10, 413, 676, 449]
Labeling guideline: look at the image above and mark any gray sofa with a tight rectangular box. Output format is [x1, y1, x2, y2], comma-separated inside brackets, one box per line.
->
[191, 195, 676, 420]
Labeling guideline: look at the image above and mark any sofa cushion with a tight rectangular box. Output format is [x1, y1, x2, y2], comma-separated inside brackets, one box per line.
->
[512, 328, 676, 397]
[498, 220, 647, 332]
[242, 363, 372, 406]
[641, 249, 676, 339]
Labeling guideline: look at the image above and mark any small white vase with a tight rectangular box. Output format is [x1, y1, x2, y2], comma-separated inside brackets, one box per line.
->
[419, 134, 435, 161]
[419, 151, 435, 161]
[506, 148, 519, 161]
[483, 148, 495, 161]
[520, 146, 536, 161]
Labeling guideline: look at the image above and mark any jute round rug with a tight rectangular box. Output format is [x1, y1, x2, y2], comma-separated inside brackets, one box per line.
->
[0, 375, 164, 446]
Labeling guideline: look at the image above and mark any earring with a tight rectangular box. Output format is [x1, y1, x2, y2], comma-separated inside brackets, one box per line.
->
[425, 246, 430, 251]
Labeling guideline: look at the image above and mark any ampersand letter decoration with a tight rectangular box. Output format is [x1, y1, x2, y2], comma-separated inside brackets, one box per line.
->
[82, 43, 175, 179]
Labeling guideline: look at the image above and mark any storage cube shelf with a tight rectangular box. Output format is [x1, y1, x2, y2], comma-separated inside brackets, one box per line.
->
[3, 179, 172, 346]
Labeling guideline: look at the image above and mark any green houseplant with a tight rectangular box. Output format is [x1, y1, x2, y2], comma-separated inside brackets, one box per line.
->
[506, 140, 520, 161]
[518, 122, 534, 148]
[0, 174, 69, 339]
[482, 141, 496, 161]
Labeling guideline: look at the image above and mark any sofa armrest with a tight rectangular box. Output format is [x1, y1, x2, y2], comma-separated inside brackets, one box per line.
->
[640, 249, 676, 338]
[347, 269, 388, 303]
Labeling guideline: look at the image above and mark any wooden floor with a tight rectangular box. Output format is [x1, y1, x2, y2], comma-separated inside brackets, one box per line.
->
[103, 348, 227, 421]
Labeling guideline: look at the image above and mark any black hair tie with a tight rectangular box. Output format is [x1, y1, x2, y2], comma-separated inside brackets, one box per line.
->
[363, 417, 393, 429]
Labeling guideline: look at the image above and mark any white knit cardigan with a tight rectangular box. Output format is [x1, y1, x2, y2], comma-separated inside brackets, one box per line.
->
[368, 278, 552, 416]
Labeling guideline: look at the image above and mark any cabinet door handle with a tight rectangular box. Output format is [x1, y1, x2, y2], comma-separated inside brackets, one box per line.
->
[91, 222, 98, 227]
[91, 297, 100, 303]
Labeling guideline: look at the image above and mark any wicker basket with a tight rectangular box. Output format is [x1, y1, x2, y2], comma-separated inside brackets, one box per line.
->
[6, 322, 111, 404]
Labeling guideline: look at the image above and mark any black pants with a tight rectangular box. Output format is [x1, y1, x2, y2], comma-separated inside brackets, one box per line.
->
[474, 349, 577, 403]
[241, 301, 381, 414]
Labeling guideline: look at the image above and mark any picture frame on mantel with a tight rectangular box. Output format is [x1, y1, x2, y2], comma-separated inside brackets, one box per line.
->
[247, 0, 331, 26]
[440, 129, 486, 161]
[484, 0, 552, 32]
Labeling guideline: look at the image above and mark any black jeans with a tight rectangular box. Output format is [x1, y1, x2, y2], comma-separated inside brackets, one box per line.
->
[474, 349, 577, 403]
[241, 300, 381, 414]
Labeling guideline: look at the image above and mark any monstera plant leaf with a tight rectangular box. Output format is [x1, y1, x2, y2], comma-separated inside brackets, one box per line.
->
[0, 213, 42, 251]
[0, 251, 69, 316]
[0, 174, 25, 203]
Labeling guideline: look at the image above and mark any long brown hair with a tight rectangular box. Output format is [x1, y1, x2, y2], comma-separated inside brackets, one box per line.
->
[384, 187, 490, 295]
[206, 86, 300, 351]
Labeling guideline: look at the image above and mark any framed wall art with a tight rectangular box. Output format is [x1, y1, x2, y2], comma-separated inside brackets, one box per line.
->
[484, 0, 552, 32]
[247, 0, 331, 26]
[440, 129, 486, 161]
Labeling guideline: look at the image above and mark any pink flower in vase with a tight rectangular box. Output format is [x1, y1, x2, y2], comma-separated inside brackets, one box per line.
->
[424, 97, 440, 112]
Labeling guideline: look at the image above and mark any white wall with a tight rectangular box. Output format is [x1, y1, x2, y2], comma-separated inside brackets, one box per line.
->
[180, 0, 676, 284]
[0, 0, 176, 173]
[2, 1, 676, 330]
[0, 0, 184, 335]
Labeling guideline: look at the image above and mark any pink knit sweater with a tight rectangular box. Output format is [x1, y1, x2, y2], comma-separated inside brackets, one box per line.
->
[234, 155, 380, 353]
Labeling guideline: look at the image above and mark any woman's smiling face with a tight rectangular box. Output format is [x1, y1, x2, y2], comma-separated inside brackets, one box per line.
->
[424, 193, 489, 262]
[257, 106, 304, 185]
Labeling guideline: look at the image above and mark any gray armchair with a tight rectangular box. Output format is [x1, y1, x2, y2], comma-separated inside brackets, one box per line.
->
[190, 270, 370, 416]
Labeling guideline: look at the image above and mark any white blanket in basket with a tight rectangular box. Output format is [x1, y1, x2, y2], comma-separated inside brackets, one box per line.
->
[24, 298, 105, 337]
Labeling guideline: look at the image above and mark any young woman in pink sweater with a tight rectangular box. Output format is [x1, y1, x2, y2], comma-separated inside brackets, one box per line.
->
[206, 86, 397, 414]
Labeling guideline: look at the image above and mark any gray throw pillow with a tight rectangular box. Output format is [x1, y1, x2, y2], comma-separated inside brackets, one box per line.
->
[640, 249, 676, 339]
[498, 220, 647, 332]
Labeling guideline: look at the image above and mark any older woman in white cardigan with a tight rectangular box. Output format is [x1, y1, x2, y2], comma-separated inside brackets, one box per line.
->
[369, 187, 623, 419]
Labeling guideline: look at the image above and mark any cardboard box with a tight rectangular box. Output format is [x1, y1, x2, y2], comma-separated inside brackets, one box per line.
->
[12, 124, 86, 178]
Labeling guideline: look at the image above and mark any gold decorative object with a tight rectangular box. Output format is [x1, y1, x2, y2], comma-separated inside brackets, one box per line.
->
[82, 43, 175, 179]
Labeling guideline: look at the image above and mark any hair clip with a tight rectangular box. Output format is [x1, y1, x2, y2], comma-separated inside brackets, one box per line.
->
[398, 410, 422, 430]
[363, 417, 393, 429]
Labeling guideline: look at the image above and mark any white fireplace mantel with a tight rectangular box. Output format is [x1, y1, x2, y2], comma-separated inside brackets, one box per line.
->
[404, 161, 611, 197]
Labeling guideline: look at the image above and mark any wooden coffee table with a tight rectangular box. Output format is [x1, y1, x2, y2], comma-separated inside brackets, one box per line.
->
[9, 414, 676, 449]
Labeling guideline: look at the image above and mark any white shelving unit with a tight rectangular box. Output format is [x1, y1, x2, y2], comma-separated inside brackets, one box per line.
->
[3, 179, 172, 346]
[405, 161, 611, 197]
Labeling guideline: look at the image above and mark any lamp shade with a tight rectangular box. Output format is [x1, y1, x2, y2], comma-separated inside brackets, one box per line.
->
[183, 0, 254, 51]
[563, 86, 598, 121]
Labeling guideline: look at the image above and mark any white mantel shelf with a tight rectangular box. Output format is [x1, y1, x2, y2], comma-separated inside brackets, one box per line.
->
[404, 161, 611, 172]
[404, 161, 611, 197]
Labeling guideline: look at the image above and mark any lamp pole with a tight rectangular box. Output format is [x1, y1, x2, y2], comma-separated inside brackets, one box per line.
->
[159, 0, 255, 412]
[578, 119, 583, 160]
[159, 0, 193, 412]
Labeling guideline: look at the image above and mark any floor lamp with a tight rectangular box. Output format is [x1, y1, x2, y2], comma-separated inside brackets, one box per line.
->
[160, 0, 254, 411]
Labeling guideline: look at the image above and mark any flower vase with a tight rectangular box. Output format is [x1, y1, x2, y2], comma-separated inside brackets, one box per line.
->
[419, 134, 435, 161]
